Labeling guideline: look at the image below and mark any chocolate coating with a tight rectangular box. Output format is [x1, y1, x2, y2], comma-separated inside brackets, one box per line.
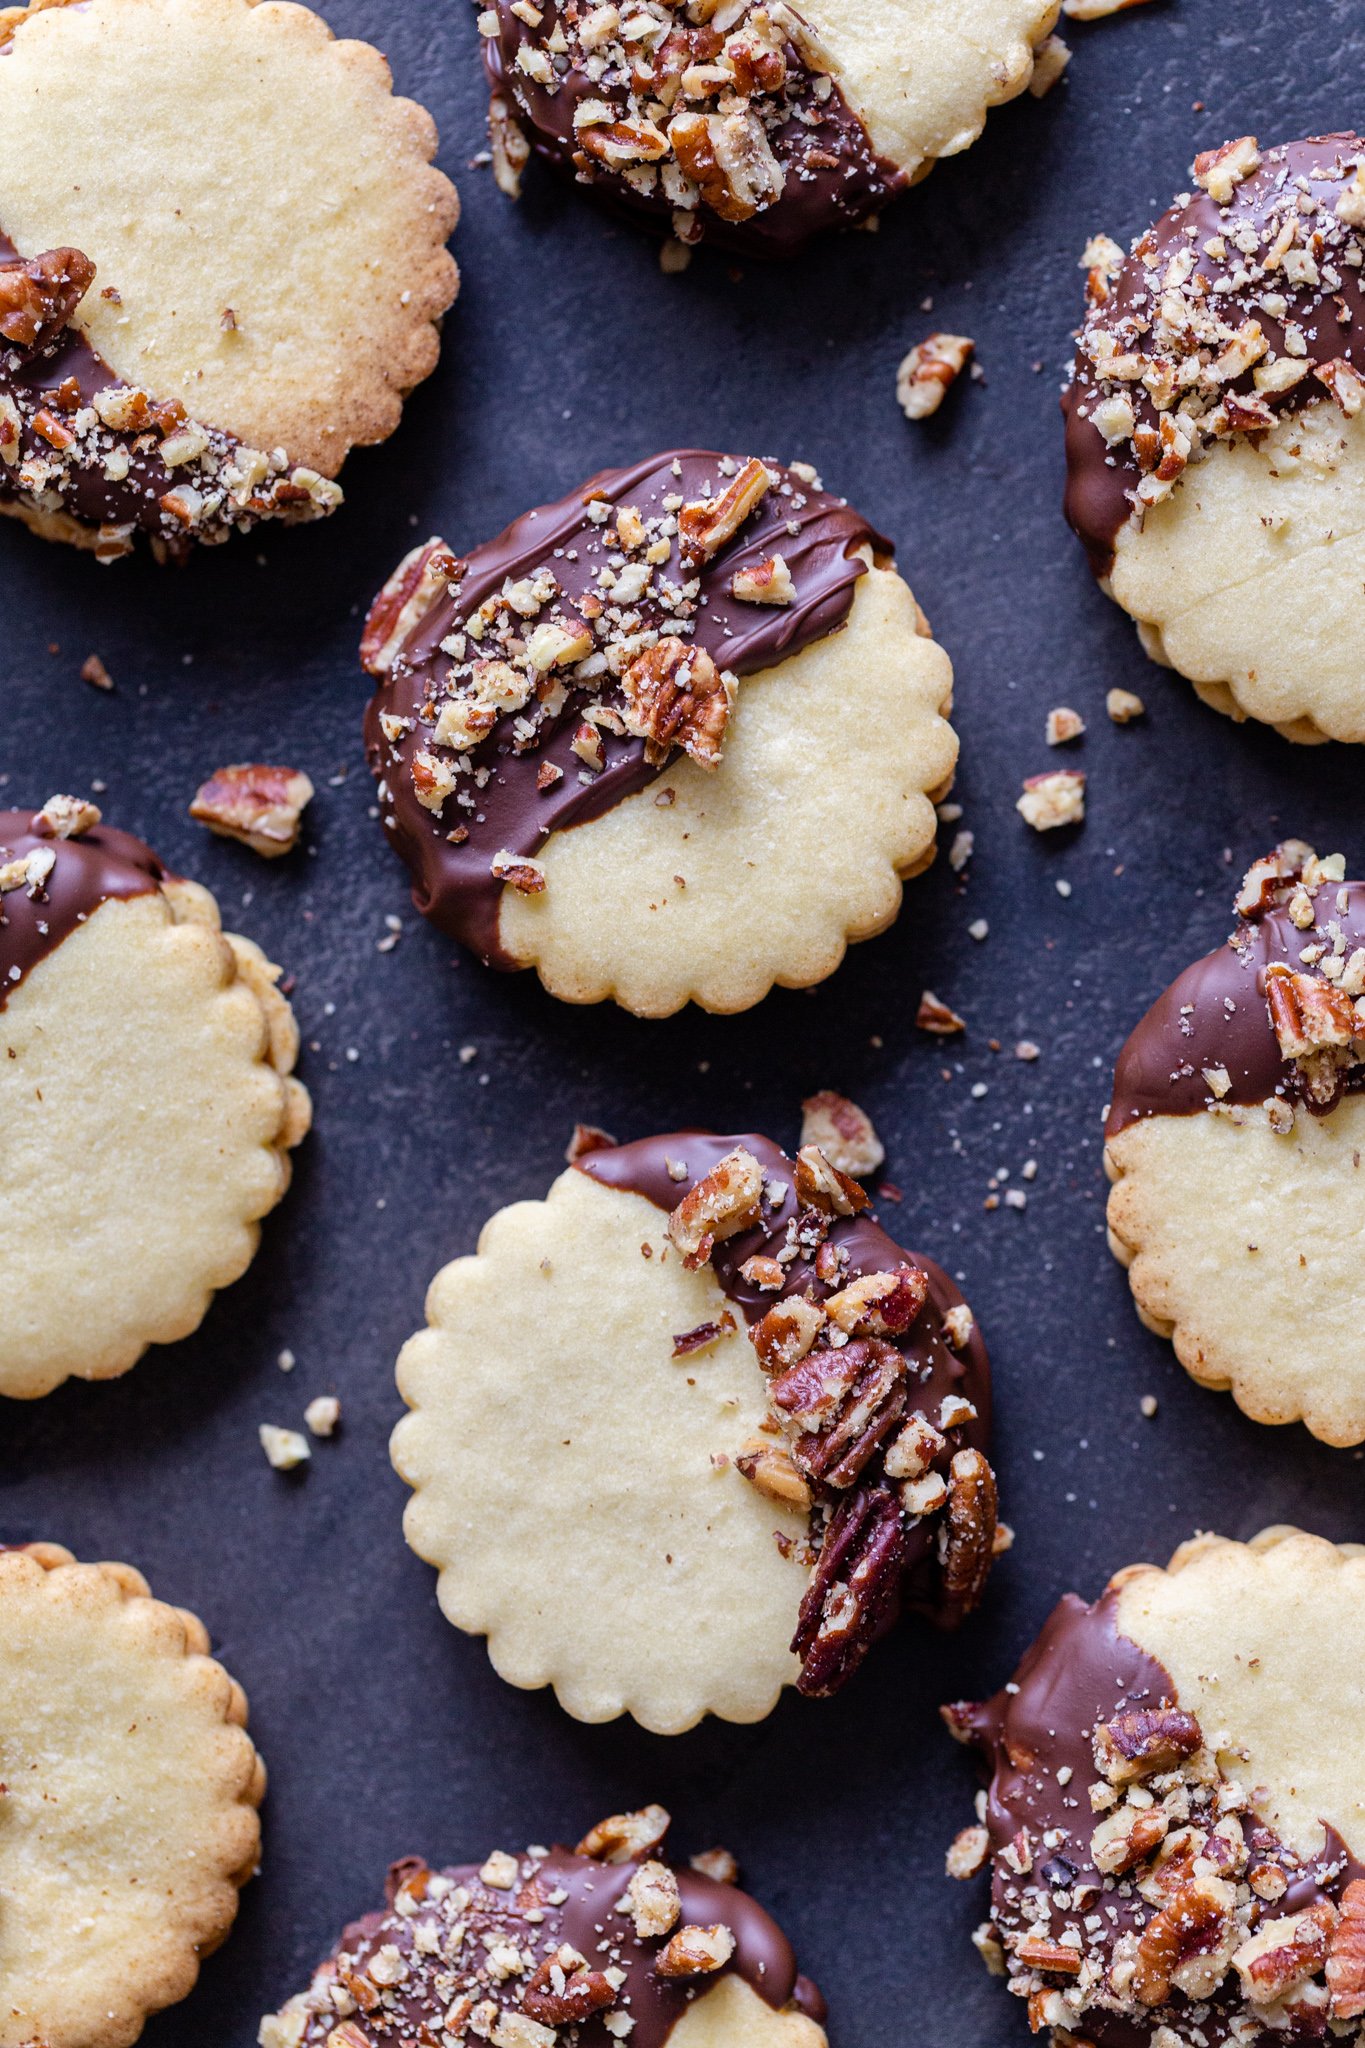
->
[0, 809, 168, 1010]
[364, 450, 879, 968]
[482, 4, 904, 258]
[958, 1585, 1364, 2048]
[288, 1844, 823, 2048]
[578, 1129, 993, 1635]
[1107, 880, 1365, 1135]
[1064, 135, 1365, 576]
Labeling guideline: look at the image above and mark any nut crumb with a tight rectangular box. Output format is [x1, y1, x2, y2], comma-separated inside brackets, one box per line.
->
[917, 990, 966, 1035]
[1046, 706, 1086, 746]
[190, 764, 313, 858]
[80, 654, 113, 692]
[1107, 687, 1146, 724]
[897, 333, 975, 420]
[1018, 770, 1086, 832]
[1028, 33, 1071, 95]
[304, 1395, 340, 1438]
[1140, 1394, 1158, 1418]
[799, 1090, 884, 1175]
[259, 1423, 310, 1471]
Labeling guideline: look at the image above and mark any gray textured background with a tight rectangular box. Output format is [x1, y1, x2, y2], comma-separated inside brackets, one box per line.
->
[3, 0, 1362, 2040]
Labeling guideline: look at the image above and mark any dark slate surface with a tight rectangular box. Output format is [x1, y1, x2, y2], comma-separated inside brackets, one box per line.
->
[3, 0, 1362, 2040]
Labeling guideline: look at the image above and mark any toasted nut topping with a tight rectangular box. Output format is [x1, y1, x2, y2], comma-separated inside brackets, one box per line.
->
[488, 91, 531, 198]
[576, 1805, 670, 1863]
[1133, 1875, 1237, 2004]
[361, 540, 460, 678]
[566, 1123, 617, 1162]
[667, 1146, 764, 1266]
[734, 1441, 812, 1508]
[823, 1266, 928, 1337]
[750, 1293, 826, 1371]
[799, 1091, 884, 1176]
[490, 849, 547, 896]
[883, 1413, 945, 1481]
[731, 553, 795, 605]
[619, 1860, 681, 1939]
[1046, 706, 1086, 746]
[259, 1424, 310, 1471]
[190, 764, 313, 859]
[1091, 1802, 1170, 1875]
[0, 246, 94, 349]
[1107, 687, 1145, 723]
[1232, 1903, 1336, 2006]
[947, 1824, 990, 1878]
[689, 1846, 738, 1884]
[520, 1948, 617, 2028]
[941, 1448, 997, 1611]
[655, 1924, 736, 1978]
[1193, 133, 1261, 203]
[620, 640, 732, 768]
[33, 794, 101, 839]
[793, 1144, 870, 1217]
[1327, 1880, 1365, 2019]
[1093, 1706, 1203, 1784]
[1014, 1936, 1083, 1976]
[668, 109, 783, 223]
[896, 334, 975, 420]
[1028, 33, 1070, 95]
[678, 457, 772, 566]
[304, 1395, 340, 1438]
[916, 990, 966, 1035]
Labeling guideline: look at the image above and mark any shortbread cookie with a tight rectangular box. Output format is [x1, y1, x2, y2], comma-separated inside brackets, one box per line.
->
[392, 1129, 998, 1733]
[1106, 842, 1365, 1446]
[0, 0, 458, 560]
[1065, 134, 1365, 742]
[0, 1543, 265, 2048]
[363, 450, 957, 1016]
[480, 0, 1061, 257]
[945, 1526, 1365, 2048]
[0, 800, 310, 1399]
[261, 1809, 826, 2048]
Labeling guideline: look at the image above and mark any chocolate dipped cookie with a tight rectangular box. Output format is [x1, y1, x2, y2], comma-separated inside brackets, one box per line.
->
[479, 0, 1062, 257]
[0, 799, 310, 1399]
[945, 1527, 1365, 2048]
[0, 0, 458, 560]
[391, 1128, 999, 1733]
[260, 1808, 827, 2048]
[363, 450, 958, 1015]
[1105, 841, 1365, 1446]
[1065, 134, 1365, 743]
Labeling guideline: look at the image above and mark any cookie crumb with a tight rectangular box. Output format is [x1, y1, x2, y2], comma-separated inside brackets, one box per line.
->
[1106, 688, 1146, 724]
[80, 653, 114, 692]
[1015, 1039, 1040, 1061]
[968, 918, 989, 942]
[259, 1423, 310, 1470]
[897, 334, 975, 420]
[278, 1348, 296, 1372]
[460, 1044, 479, 1064]
[1046, 706, 1085, 745]
[304, 1395, 340, 1438]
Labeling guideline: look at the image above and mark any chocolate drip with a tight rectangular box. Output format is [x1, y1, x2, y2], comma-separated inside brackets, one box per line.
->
[293, 1846, 823, 2048]
[364, 451, 879, 968]
[958, 1587, 1365, 2048]
[1107, 882, 1365, 1135]
[482, 4, 904, 258]
[0, 810, 168, 1010]
[578, 1129, 992, 1631]
[1063, 135, 1365, 577]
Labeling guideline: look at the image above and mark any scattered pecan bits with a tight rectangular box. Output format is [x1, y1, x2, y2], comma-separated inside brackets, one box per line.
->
[1134, 1875, 1240, 2004]
[671, 1315, 735, 1356]
[770, 1336, 907, 1488]
[731, 553, 794, 605]
[619, 1860, 681, 1939]
[1233, 1902, 1337, 2005]
[259, 1423, 310, 1471]
[947, 1825, 990, 1879]
[488, 92, 531, 198]
[940, 1450, 997, 1612]
[190, 764, 314, 859]
[1090, 1801, 1170, 1875]
[1234, 840, 1319, 920]
[824, 1266, 927, 1339]
[896, 334, 975, 421]
[790, 1484, 905, 1697]
[916, 990, 966, 1035]
[666, 1146, 764, 1266]
[750, 1293, 825, 1372]
[520, 1950, 617, 2026]
[678, 457, 771, 567]
[1046, 706, 1085, 746]
[0, 246, 94, 350]
[1265, 960, 1365, 1105]
[620, 641, 732, 769]
[655, 1923, 735, 1977]
[668, 108, 783, 223]
[1328, 1880, 1365, 2018]
[1017, 770, 1085, 831]
[361, 540, 461, 677]
[0, 846, 55, 896]
[33, 794, 101, 839]
[576, 1805, 670, 1863]
[690, 1847, 739, 1885]
[793, 1143, 869, 1217]
[1193, 133, 1262, 203]
[1093, 1705, 1203, 1783]
[799, 1091, 884, 1176]
[1028, 34, 1070, 96]
[734, 1441, 812, 1508]
[565, 1122, 617, 1163]
[491, 849, 547, 896]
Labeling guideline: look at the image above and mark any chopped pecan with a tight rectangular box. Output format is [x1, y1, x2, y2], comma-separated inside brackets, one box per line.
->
[577, 110, 670, 168]
[823, 1266, 928, 1338]
[620, 640, 731, 768]
[1094, 1705, 1201, 1784]
[361, 539, 461, 677]
[189, 763, 314, 858]
[940, 1449, 996, 1612]
[916, 990, 966, 1035]
[1235, 841, 1316, 918]
[667, 1146, 764, 1266]
[620, 1860, 682, 1939]
[490, 849, 547, 895]
[769, 1335, 906, 1487]
[793, 1144, 869, 1217]
[750, 1293, 825, 1371]
[1327, 1880, 1365, 2020]
[1017, 770, 1085, 832]
[521, 1947, 618, 2024]
[1233, 1903, 1336, 2006]
[738, 1254, 784, 1292]
[655, 1923, 735, 1977]
[0, 246, 94, 349]
[791, 1483, 905, 1696]
[690, 1846, 738, 1884]
[668, 109, 783, 223]
[883, 1414, 946, 1481]
[1014, 1936, 1083, 1976]
[946, 1824, 990, 1880]
[896, 333, 975, 421]
[731, 552, 794, 605]
[488, 91, 531, 198]
[735, 1441, 812, 1509]
[1133, 1875, 1238, 2004]
[1266, 962, 1364, 1061]
[33, 794, 101, 840]
[1090, 1801, 1170, 1875]
[576, 1805, 670, 1863]
[677, 456, 772, 567]
[799, 1091, 884, 1177]
[1193, 133, 1261, 204]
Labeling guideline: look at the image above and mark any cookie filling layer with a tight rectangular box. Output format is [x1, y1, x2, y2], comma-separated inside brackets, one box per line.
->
[0, 802, 168, 1009]
[479, 0, 904, 257]
[1108, 844, 1365, 1135]
[578, 1129, 997, 1696]
[946, 1588, 1365, 2048]
[1063, 134, 1365, 577]
[262, 1819, 824, 2048]
[0, 233, 341, 560]
[362, 450, 879, 968]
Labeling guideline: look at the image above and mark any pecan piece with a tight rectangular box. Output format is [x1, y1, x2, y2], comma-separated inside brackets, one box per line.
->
[791, 1483, 906, 1696]
[1266, 962, 1364, 1061]
[1235, 841, 1315, 918]
[0, 246, 94, 349]
[750, 1293, 825, 1371]
[668, 109, 783, 223]
[1013, 1936, 1082, 1976]
[620, 1860, 682, 1938]
[655, 1923, 735, 1977]
[940, 1449, 997, 1612]
[33, 794, 101, 840]
[620, 640, 732, 768]
[565, 1123, 617, 1163]
[730, 552, 794, 605]
[769, 1335, 906, 1487]
[667, 1145, 763, 1267]
[896, 333, 975, 421]
[1193, 133, 1261, 204]
[190, 763, 314, 859]
[488, 91, 531, 198]
[735, 1441, 812, 1508]
[1233, 1903, 1336, 2006]
[793, 1143, 869, 1217]
[1133, 1875, 1237, 2004]
[799, 1091, 884, 1176]
[361, 538, 460, 677]
[577, 1805, 670, 1862]
[1094, 1705, 1202, 1784]
[1090, 1801, 1169, 1875]
[1327, 1880, 1365, 2020]
[677, 457, 772, 568]
[521, 1946, 618, 2025]
[823, 1266, 928, 1338]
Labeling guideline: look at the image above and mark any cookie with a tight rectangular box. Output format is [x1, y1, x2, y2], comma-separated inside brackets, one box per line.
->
[479, 0, 1061, 257]
[391, 1128, 998, 1733]
[1065, 133, 1365, 743]
[1105, 841, 1365, 1446]
[0, 1542, 265, 2048]
[0, 0, 458, 560]
[259, 1806, 827, 2048]
[944, 1526, 1365, 2048]
[363, 450, 957, 1016]
[0, 799, 310, 1399]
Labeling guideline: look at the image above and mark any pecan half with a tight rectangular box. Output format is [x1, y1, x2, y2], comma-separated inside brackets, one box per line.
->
[1327, 1880, 1365, 2020]
[521, 1947, 619, 2025]
[940, 1448, 997, 1612]
[769, 1335, 906, 1487]
[190, 763, 314, 858]
[667, 1146, 763, 1266]
[620, 640, 731, 768]
[799, 1090, 884, 1176]
[361, 538, 460, 677]
[0, 246, 94, 350]
[1093, 1705, 1202, 1784]
[677, 456, 772, 567]
[791, 1483, 906, 1696]
[576, 1805, 670, 1863]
